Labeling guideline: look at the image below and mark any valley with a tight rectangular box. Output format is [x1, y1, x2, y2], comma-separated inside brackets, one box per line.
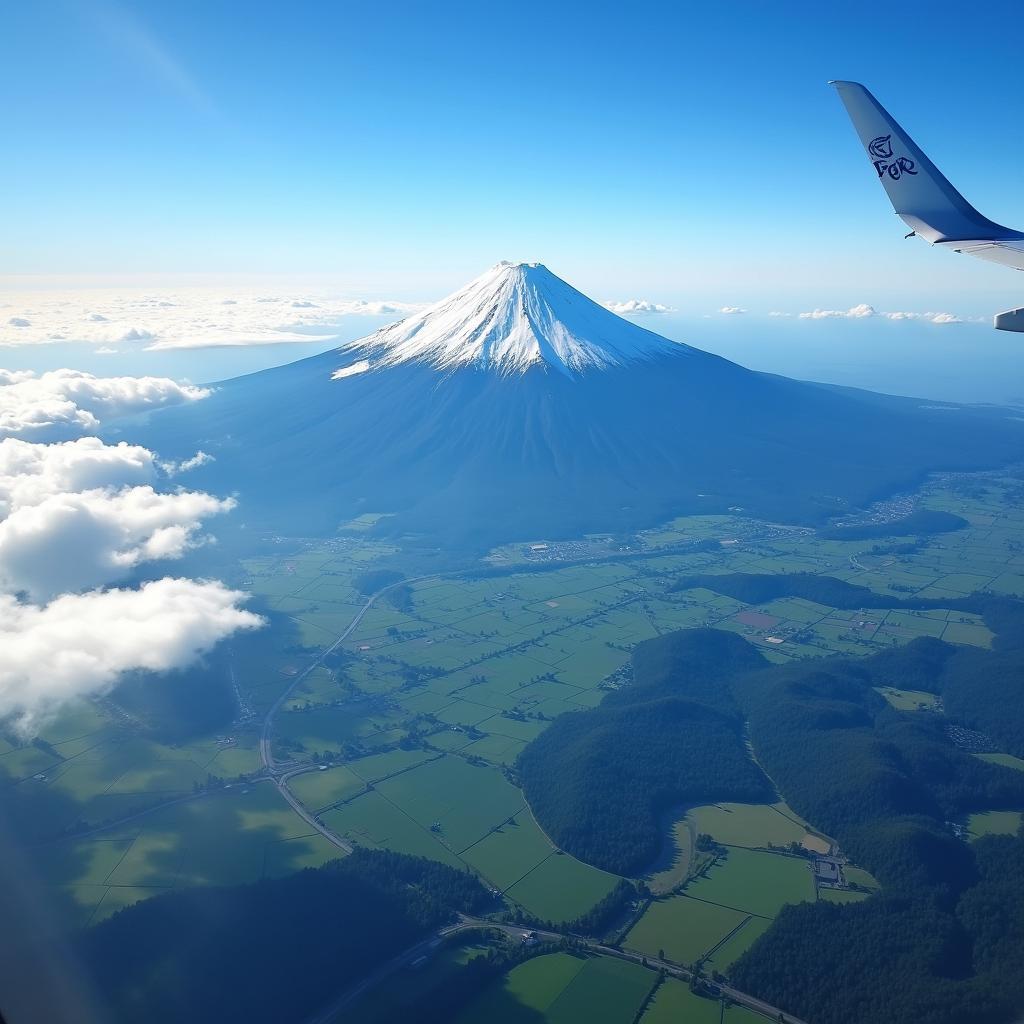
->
[5, 467, 1024, 1023]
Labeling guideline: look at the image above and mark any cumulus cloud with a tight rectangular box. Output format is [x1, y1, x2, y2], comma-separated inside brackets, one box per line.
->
[0, 437, 233, 598]
[0, 437, 157, 514]
[0, 484, 235, 599]
[161, 450, 214, 474]
[800, 303, 877, 320]
[768, 311, 792, 318]
[0, 289, 424, 350]
[797, 304, 963, 324]
[718, 306, 747, 315]
[0, 579, 263, 736]
[0, 368, 208, 440]
[604, 299, 673, 315]
[0, 430, 253, 734]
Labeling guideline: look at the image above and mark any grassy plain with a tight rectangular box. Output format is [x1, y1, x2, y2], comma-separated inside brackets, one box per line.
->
[687, 801, 815, 849]
[874, 686, 942, 712]
[20, 471, 1024, 936]
[626, 895, 748, 964]
[457, 953, 655, 1024]
[975, 752, 1024, 772]
[683, 848, 816, 919]
[966, 810, 1023, 840]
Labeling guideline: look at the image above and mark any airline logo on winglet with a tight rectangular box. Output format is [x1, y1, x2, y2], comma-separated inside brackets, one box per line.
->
[868, 134, 917, 180]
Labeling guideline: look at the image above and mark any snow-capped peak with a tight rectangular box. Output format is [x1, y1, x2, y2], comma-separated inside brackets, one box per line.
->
[335, 262, 687, 376]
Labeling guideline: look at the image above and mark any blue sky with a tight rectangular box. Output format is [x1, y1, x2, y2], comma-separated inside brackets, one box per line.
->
[2, 0, 1024, 398]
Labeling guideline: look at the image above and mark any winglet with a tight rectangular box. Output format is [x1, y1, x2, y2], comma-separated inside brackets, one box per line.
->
[830, 80, 1019, 244]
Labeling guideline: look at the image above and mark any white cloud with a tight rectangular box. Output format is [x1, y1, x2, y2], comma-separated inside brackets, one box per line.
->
[95, 346, 118, 355]
[0, 484, 235, 599]
[799, 303, 877, 320]
[604, 299, 673, 315]
[0, 431, 252, 733]
[0, 579, 263, 736]
[161, 450, 214, 474]
[768, 311, 792, 318]
[0, 437, 233, 599]
[0, 369, 208, 440]
[0, 437, 157, 515]
[143, 330, 317, 351]
[797, 304, 963, 324]
[0, 288, 424, 350]
[718, 306, 747, 315]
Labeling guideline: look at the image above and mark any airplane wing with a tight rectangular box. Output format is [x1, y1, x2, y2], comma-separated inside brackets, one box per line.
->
[831, 80, 1024, 330]
[830, 81, 1024, 269]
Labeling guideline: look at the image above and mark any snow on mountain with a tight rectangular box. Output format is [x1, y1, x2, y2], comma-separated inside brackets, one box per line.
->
[337, 261, 688, 377]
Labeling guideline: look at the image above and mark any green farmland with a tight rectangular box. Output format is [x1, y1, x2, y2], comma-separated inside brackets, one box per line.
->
[457, 953, 656, 1024]
[14, 467, 1024, 989]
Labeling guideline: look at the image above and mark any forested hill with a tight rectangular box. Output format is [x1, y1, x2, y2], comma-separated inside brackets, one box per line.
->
[671, 575, 1024, 758]
[517, 629, 773, 876]
[727, 619, 1024, 1024]
[515, 610, 1024, 1024]
[78, 849, 490, 1024]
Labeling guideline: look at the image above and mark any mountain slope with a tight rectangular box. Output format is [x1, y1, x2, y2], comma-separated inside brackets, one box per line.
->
[139, 263, 1024, 547]
[338, 261, 685, 375]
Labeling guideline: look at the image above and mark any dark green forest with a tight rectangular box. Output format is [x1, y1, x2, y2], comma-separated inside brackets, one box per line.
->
[514, 610, 1024, 1024]
[731, 831, 1024, 1024]
[673, 574, 1024, 758]
[517, 630, 772, 875]
[79, 849, 489, 1024]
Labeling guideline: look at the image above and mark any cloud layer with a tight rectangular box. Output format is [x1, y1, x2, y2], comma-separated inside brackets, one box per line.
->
[0, 437, 157, 514]
[0, 369, 208, 440]
[0, 483, 234, 600]
[604, 299, 673, 315]
[0, 289, 423, 351]
[0, 579, 263, 736]
[798, 304, 962, 324]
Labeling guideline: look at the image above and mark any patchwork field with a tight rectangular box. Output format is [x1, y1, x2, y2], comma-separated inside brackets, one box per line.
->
[457, 953, 656, 1024]
[626, 895, 749, 964]
[15, 470, 1024, 942]
[640, 977, 766, 1023]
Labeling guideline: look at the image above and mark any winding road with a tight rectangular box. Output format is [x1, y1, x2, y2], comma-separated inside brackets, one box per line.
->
[256, 574, 439, 854]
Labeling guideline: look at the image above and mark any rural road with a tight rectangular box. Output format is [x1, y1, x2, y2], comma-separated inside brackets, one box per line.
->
[307, 914, 810, 1024]
[256, 573, 440, 855]
[264, 567, 810, 1024]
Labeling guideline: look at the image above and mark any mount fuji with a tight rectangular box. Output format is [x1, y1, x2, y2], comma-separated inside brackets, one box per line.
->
[142, 262, 1023, 547]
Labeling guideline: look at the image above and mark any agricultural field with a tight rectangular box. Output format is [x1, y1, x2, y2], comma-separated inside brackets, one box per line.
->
[628, 837, 817, 975]
[874, 686, 942, 712]
[14, 470, 1024, 936]
[34, 782, 340, 928]
[626, 895, 749, 964]
[457, 953, 656, 1024]
[679, 848, 816, 920]
[686, 801, 823, 851]
[639, 977, 766, 1023]
[966, 810, 1023, 840]
[976, 752, 1024, 773]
